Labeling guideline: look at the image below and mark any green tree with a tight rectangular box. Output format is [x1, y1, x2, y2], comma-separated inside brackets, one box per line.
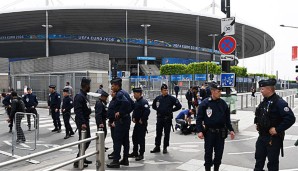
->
[160, 64, 187, 75]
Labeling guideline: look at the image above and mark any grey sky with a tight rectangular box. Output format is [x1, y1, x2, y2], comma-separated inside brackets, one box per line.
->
[0, 0, 297, 80]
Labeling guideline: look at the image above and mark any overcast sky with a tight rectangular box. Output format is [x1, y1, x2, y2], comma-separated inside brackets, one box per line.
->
[0, 0, 297, 80]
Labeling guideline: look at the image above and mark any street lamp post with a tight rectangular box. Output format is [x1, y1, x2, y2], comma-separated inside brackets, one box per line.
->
[42, 10, 53, 57]
[208, 34, 219, 61]
[141, 24, 151, 65]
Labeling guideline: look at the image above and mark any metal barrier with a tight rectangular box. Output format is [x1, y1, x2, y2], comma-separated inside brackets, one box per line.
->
[0, 130, 105, 171]
[12, 112, 38, 156]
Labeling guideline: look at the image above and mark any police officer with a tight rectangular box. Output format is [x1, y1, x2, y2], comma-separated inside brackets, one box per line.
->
[107, 90, 117, 160]
[47, 85, 62, 133]
[22, 87, 38, 131]
[151, 84, 182, 154]
[128, 87, 150, 161]
[61, 88, 74, 139]
[196, 82, 235, 171]
[95, 90, 109, 137]
[107, 77, 134, 168]
[254, 78, 295, 171]
[73, 77, 92, 168]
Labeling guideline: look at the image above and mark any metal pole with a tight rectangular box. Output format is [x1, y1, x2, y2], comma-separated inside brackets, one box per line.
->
[144, 24, 148, 65]
[125, 10, 128, 72]
[240, 95, 243, 109]
[245, 94, 248, 108]
[46, 10, 49, 57]
[137, 62, 140, 87]
[212, 35, 216, 61]
[96, 131, 105, 171]
[79, 130, 87, 169]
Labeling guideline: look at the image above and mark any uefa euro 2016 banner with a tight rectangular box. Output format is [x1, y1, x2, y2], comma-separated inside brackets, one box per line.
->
[0, 34, 220, 54]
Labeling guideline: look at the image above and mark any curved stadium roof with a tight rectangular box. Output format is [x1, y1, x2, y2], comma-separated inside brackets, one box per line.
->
[0, 4, 275, 60]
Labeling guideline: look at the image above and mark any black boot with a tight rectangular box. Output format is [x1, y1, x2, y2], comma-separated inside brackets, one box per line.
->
[107, 160, 120, 168]
[213, 165, 220, 171]
[163, 147, 168, 154]
[51, 128, 58, 132]
[108, 152, 114, 159]
[120, 158, 129, 166]
[128, 152, 138, 158]
[135, 154, 144, 161]
[84, 159, 92, 164]
[73, 161, 88, 168]
[150, 146, 160, 153]
[205, 166, 211, 171]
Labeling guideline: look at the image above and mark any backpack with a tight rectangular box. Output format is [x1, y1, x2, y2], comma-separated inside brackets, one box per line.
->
[181, 123, 192, 135]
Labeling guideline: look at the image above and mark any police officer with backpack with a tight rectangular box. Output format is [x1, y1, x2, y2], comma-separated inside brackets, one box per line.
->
[196, 82, 235, 171]
[254, 78, 296, 171]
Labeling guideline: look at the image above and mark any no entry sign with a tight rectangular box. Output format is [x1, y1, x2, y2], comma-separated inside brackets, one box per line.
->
[218, 36, 237, 55]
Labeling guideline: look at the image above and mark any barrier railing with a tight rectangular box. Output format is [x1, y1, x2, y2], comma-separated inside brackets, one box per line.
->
[0, 130, 105, 171]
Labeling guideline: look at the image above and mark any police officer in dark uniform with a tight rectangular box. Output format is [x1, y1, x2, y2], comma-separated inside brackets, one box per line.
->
[22, 87, 38, 131]
[61, 88, 74, 139]
[95, 90, 109, 137]
[107, 77, 134, 168]
[196, 82, 235, 171]
[254, 78, 295, 171]
[151, 84, 182, 154]
[47, 85, 62, 133]
[107, 90, 117, 160]
[73, 77, 92, 168]
[128, 87, 150, 161]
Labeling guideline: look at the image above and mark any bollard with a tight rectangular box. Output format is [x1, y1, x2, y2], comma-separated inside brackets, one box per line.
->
[96, 131, 105, 171]
[79, 130, 87, 169]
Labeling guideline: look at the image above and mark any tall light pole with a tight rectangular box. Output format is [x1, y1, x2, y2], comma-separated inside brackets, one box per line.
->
[42, 11, 53, 57]
[141, 24, 151, 65]
[208, 34, 219, 61]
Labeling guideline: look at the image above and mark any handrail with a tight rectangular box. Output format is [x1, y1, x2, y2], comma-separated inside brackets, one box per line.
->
[0, 136, 96, 168]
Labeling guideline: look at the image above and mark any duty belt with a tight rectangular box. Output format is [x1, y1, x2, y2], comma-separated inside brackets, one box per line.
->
[208, 128, 224, 133]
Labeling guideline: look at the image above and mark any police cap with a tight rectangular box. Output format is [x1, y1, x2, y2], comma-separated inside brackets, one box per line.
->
[132, 87, 143, 93]
[63, 88, 69, 93]
[81, 77, 91, 86]
[161, 84, 168, 90]
[100, 91, 109, 97]
[210, 82, 222, 90]
[258, 78, 276, 87]
[110, 77, 122, 85]
[49, 85, 56, 89]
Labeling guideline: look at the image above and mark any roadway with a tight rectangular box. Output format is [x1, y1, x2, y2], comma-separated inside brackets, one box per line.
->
[0, 93, 297, 171]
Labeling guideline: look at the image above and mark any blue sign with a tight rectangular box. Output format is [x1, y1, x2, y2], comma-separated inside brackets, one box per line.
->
[171, 75, 182, 81]
[194, 74, 207, 81]
[150, 75, 163, 80]
[137, 57, 156, 61]
[221, 73, 235, 87]
[181, 74, 193, 81]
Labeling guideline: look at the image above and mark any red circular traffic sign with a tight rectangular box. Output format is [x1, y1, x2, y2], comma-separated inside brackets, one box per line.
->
[218, 36, 237, 55]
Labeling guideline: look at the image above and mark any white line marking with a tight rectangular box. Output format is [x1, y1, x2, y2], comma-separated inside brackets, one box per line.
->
[0, 150, 40, 164]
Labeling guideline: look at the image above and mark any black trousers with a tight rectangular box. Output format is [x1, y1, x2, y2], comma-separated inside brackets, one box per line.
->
[187, 101, 193, 110]
[15, 114, 25, 141]
[6, 107, 12, 129]
[63, 112, 74, 135]
[204, 131, 225, 167]
[76, 121, 91, 157]
[113, 117, 131, 162]
[50, 108, 61, 129]
[254, 135, 282, 171]
[25, 108, 38, 129]
[132, 123, 147, 155]
[155, 118, 172, 148]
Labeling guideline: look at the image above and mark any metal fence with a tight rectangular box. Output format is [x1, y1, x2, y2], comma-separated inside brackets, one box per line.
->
[0, 130, 105, 171]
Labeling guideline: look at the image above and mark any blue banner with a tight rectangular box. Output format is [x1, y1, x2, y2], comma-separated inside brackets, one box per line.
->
[137, 57, 156, 61]
[194, 74, 207, 81]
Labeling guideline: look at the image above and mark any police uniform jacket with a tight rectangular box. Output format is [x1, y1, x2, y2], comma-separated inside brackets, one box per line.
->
[119, 89, 134, 114]
[95, 99, 108, 125]
[132, 97, 150, 123]
[185, 90, 193, 102]
[74, 89, 91, 125]
[152, 94, 182, 119]
[196, 97, 234, 133]
[48, 92, 61, 109]
[107, 97, 116, 123]
[22, 93, 38, 109]
[2, 95, 11, 107]
[10, 97, 25, 119]
[114, 90, 130, 117]
[62, 95, 73, 114]
[254, 93, 296, 134]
